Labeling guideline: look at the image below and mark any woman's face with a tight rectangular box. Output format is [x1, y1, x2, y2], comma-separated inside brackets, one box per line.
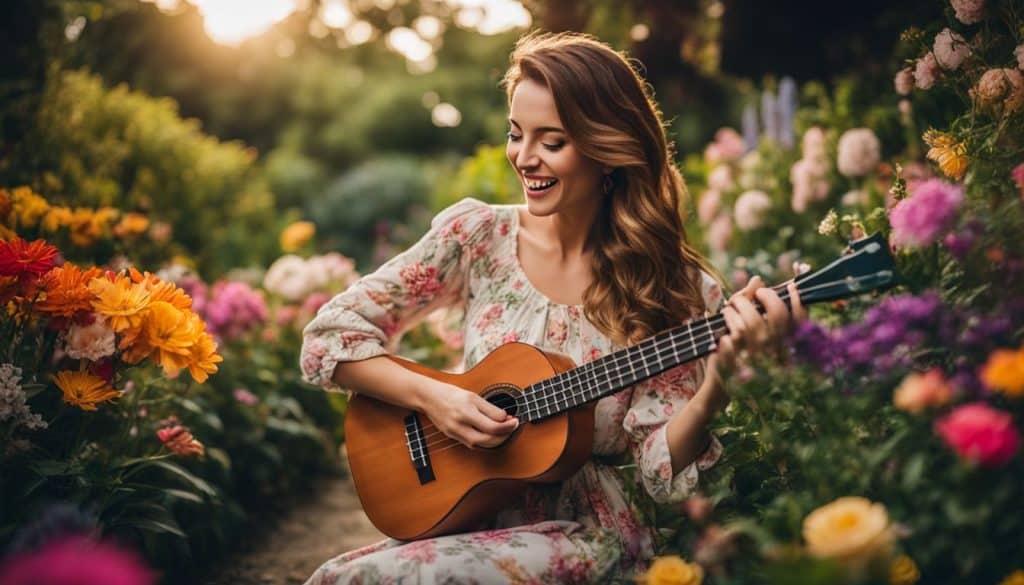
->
[506, 78, 605, 218]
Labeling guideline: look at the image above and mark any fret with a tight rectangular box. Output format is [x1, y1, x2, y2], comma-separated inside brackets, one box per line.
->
[705, 316, 717, 352]
[687, 321, 696, 357]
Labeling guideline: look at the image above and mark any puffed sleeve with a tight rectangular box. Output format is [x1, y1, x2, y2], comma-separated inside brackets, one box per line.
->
[300, 198, 495, 391]
[622, 270, 725, 503]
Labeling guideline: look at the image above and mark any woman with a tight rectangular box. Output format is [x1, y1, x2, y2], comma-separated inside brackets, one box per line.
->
[299, 31, 804, 583]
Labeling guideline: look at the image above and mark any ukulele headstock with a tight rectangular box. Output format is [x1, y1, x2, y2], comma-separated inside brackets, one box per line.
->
[792, 233, 897, 305]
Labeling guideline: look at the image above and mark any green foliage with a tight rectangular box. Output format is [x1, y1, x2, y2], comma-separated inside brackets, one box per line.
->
[1, 70, 280, 278]
[431, 144, 522, 211]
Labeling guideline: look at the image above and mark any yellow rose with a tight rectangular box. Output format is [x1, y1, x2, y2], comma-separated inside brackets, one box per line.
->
[802, 497, 894, 566]
[889, 555, 919, 585]
[637, 555, 704, 585]
[280, 220, 316, 252]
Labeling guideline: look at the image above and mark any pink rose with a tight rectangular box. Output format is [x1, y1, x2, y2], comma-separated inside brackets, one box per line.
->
[951, 0, 984, 24]
[63, 317, 116, 361]
[935, 403, 1019, 468]
[914, 52, 940, 90]
[893, 369, 954, 413]
[933, 28, 971, 70]
[894, 67, 915, 95]
[972, 68, 1024, 115]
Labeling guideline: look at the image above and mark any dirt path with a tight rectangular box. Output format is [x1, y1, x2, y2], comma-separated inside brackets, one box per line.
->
[203, 471, 383, 584]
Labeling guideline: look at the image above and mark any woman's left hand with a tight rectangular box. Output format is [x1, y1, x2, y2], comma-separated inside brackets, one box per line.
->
[704, 275, 807, 396]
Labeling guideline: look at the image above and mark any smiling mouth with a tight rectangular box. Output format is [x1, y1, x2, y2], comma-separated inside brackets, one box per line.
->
[524, 178, 558, 193]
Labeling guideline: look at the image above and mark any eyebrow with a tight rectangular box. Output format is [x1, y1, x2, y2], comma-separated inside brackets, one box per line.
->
[508, 119, 566, 134]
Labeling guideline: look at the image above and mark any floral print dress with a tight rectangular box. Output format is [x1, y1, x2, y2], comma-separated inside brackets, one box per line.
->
[300, 198, 724, 584]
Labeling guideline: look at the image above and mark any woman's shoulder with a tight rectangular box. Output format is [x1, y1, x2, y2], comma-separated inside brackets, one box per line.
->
[431, 197, 517, 240]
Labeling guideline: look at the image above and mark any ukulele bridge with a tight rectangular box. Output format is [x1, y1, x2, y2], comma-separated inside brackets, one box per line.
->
[404, 413, 435, 485]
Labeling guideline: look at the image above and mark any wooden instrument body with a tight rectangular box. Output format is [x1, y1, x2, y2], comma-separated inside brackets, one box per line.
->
[344, 342, 595, 541]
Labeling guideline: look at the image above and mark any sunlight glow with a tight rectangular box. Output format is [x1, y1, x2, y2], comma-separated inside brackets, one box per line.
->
[189, 0, 298, 46]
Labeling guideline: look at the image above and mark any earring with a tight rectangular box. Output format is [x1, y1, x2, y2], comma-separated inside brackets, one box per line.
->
[602, 174, 614, 195]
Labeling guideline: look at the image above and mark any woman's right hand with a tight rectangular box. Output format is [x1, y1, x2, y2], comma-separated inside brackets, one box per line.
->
[419, 380, 519, 449]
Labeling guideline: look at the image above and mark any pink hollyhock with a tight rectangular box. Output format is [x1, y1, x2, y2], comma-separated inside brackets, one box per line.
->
[0, 536, 155, 585]
[888, 178, 964, 248]
[935, 403, 1019, 468]
[704, 128, 747, 164]
[914, 52, 940, 90]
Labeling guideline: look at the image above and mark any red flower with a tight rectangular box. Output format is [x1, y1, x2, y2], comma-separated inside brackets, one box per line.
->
[156, 423, 205, 458]
[0, 238, 60, 278]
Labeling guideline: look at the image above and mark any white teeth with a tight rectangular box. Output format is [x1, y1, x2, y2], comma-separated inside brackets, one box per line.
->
[525, 178, 557, 190]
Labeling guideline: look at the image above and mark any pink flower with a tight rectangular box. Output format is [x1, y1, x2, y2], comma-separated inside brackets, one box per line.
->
[914, 52, 940, 90]
[933, 28, 971, 70]
[733, 190, 773, 231]
[894, 67, 915, 95]
[697, 189, 721, 223]
[972, 68, 1024, 115]
[233, 388, 259, 405]
[888, 178, 964, 248]
[301, 291, 332, 315]
[681, 494, 714, 523]
[707, 214, 732, 252]
[204, 280, 269, 341]
[707, 165, 734, 191]
[935, 403, 1019, 467]
[950, 0, 985, 24]
[802, 127, 827, 159]
[1011, 163, 1024, 200]
[0, 536, 155, 585]
[157, 423, 205, 458]
[790, 158, 830, 212]
[837, 128, 881, 177]
[396, 539, 436, 563]
[893, 369, 954, 413]
[399, 262, 442, 300]
[704, 127, 746, 164]
[1016, 44, 1024, 70]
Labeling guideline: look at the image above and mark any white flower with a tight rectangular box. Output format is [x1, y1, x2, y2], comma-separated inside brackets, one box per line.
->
[63, 317, 116, 361]
[264, 255, 315, 302]
[734, 190, 773, 231]
[842, 190, 870, 207]
[836, 128, 881, 177]
[801, 127, 827, 159]
[933, 28, 971, 70]
[0, 363, 47, 432]
[707, 165, 735, 192]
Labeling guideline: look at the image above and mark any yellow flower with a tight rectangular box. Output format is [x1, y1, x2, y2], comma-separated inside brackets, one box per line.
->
[69, 207, 118, 247]
[124, 301, 195, 377]
[923, 129, 968, 181]
[128, 268, 192, 311]
[637, 555, 704, 585]
[980, 346, 1024, 398]
[52, 370, 120, 411]
[89, 274, 152, 332]
[11, 187, 50, 229]
[186, 318, 223, 383]
[113, 212, 150, 239]
[280, 221, 316, 252]
[40, 206, 73, 232]
[1000, 570, 1024, 585]
[802, 497, 894, 566]
[889, 555, 920, 585]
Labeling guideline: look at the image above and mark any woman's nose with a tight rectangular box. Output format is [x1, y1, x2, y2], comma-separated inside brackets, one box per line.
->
[515, 142, 539, 170]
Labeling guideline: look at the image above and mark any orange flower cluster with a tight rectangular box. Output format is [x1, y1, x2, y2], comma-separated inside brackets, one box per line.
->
[981, 346, 1024, 398]
[1, 186, 153, 247]
[89, 268, 223, 382]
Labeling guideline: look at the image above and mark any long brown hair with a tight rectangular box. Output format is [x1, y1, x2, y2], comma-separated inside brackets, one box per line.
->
[502, 31, 720, 346]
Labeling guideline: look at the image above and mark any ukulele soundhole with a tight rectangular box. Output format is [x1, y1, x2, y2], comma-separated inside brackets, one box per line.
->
[482, 384, 522, 417]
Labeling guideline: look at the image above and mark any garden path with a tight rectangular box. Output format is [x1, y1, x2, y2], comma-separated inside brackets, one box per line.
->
[203, 470, 382, 584]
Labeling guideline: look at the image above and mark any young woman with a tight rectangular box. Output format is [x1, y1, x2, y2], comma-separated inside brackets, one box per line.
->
[299, 31, 804, 583]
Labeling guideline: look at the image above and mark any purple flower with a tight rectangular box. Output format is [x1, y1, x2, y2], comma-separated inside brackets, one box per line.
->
[888, 179, 964, 248]
[0, 536, 155, 585]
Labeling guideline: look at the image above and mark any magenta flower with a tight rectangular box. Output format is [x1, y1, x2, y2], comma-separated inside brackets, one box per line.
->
[0, 536, 155, 585]
[1012, 163, 1024, 200]
[204, 280, 269, 341]
[888, 178, 964, 248]
[935, 403, 1019, 468]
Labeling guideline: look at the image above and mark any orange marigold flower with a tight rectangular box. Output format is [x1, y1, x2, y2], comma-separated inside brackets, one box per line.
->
[89, 274, 152, 332]
[0, 238, 60, 278]
[11, 187, 50, 229]
[36, 263, 105, 317]
[69, 207, 118, 247]
[128, 268, 192, 310]
[132, 301, 195, 377]
[187, 318, 223, 383]
[40, 206, 73, 232]
[981, 346, 1024, 398]
[280, 221, 316, 252]
[52, 370, 120, 411]
[923, 129, 968, 181]
[156, 423, 205, 458]
[113, 213, 150, 239]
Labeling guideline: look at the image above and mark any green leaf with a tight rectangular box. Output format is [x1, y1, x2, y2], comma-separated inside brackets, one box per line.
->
[114, 517, 187, 539]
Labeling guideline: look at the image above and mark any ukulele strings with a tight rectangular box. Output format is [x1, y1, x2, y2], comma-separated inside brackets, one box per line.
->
[406, 274, 874, 456]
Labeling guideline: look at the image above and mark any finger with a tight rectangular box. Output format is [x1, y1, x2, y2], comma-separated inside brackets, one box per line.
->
[459, 427, 495, 449]
[722, 306, 746, 349]
[788, 281, 807, 322]
[717, 335, 737, 371]
[732, 295, 767, 347]
[472, 413, 518, 435]
[473, 394, 510, 421]
[755, 287, 788, 336]
[741, 275, 765, 298]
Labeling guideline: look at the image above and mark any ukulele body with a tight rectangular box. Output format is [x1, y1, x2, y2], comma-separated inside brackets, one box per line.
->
[344, 342, 595, 541]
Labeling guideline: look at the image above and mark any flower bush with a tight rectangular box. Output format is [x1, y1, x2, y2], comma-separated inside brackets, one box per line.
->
[660, 1, 1024, 583]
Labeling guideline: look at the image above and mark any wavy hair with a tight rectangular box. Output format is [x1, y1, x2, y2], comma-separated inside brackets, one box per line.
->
[502, 31, 721, 345]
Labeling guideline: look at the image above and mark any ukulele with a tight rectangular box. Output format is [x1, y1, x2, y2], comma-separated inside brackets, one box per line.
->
[344, 233, 896, 540]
